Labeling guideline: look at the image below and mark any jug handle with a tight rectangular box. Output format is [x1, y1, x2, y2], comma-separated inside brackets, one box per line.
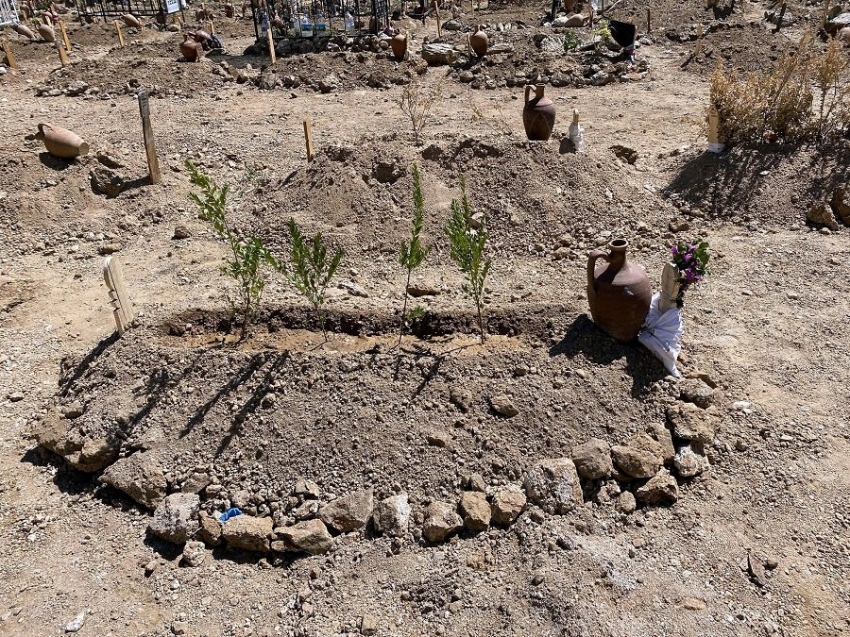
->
[587, 248, 609, 292]
[524, 84, 531, 104]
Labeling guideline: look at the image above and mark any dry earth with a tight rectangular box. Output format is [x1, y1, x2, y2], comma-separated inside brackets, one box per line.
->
[1, 1, 849, 636]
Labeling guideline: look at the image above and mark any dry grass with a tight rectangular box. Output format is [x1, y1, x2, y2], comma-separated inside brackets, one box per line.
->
[709, 34, 850, 145]
[399, 78, 444, 146]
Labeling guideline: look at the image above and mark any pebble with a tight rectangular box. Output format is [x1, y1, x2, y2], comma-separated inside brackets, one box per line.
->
[65, 611, 85, 633]
[7, 391, 23, 402]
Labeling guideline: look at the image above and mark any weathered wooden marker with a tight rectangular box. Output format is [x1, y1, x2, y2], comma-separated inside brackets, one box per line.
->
[137, 89, 161, 184]
[1, 38, 16, 70]
[267, 27, 276, 63]
[59, 20, 72, 52]
[114, 20, 125, 47]
[56, 38, 69, 65]
[303, 118, 315, 162]
[694, 24, 703, 56]
[103, 256, 134, 335]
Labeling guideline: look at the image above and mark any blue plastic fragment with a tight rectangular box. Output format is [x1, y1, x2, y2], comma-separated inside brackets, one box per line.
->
[219, 507, 242, 522]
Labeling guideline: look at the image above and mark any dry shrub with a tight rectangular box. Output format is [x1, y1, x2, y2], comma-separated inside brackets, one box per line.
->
[399, 78, 444, 146]
[709, 34, 850, 145]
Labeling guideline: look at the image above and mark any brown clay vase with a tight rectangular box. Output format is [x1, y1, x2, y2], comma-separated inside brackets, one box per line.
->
[469, 26, 488, 57]
[35, 123, 90, 159]
[390, 33, 407, 60]
[122, 13, 141, 28]
[522, 83, 555, 141]
[224, 3, 235, 18]
[180, 34, 203, 61]
[13, 23, 37, 40]
[37, 23, 56, 43]
[586, 239, 652, 342]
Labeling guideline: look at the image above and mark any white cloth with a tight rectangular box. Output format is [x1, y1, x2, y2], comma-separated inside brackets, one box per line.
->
[638, 292, 683, 377]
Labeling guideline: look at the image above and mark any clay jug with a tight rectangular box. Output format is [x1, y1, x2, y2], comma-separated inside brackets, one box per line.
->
[180, 34, 202, 61]
[586, 239, 652, 342]
[38, 23, 55, 42]
[35, 123, 90, 159]
[122, 13, 141, 28]
[14, 23, 37, 40]
[390, 32, 407, 60]
[469, 26, 488, 57]
[522, 83, 555, 141]
[224, 3, 235, 18]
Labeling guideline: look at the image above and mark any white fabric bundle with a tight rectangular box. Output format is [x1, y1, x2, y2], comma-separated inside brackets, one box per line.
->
[638, 293, 683, 377]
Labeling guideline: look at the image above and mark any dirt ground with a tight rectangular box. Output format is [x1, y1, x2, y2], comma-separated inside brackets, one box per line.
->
[1, 0, 850, 636]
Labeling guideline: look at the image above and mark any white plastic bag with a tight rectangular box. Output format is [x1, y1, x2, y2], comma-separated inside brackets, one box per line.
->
[638, 293, 683, 377]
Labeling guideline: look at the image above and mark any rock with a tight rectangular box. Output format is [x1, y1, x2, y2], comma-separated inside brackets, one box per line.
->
[66, 81, 89, 97]
[171, 620, 188, 635]
[449, 387, 472, 412]
[65, 610, 85, 632]
[490, 394, 518, 417]
[372, 159, 405, 184]
[616, 491, 637, 514]
[645, 422, 675, 464]
[421, 43, 459, 65]
[564, 13, 586, 27]
[458, 70, 474, 83]
[681, 597, 707, 611]
[360, 614, 378, 636]
[7, 391, 24, 402]
[831, 186, 850, 225]
[70, 437, 120, 472]
[571, 438, 613, 480]
[181, 540, 207, 567]
[610, 144, 638, 164]
[61, 402, 84, 419]
[198, 511, 222, 546]
[275, 519, 333, 555]
[319, 489, 374, 533]
[747, 552, 767, 587]
[182, 471, 211, 494]
[318, 73, 340, 93]
[458, 491, 491, 532]
[407, 283, 441, 297]
[667, 403, 717, 444]
[538, 35, 566, 52]
[673, 444, 708, 477]
[372, 493, 411, 537]
[340, 281, 369, 297]
[491, 488, 526, 525]
[635, 468, 679, 505]
[294, 477, 321, 499]
[423, 501, 463, 543]
[172, 225, 191, 240]
[100, 452, 167, 509]
[806, 202, 839, 230]
[426, 430, 451, 447]
[611, 434, 664, 479]
[443, 19, 462, 31]
[149, 493, 200, 544]
[222, 515, 273, 552]
[680, 378, 716, 408]
[465, 472, 487, 492]
[98, 242, 121, 255]
[524, 458, 583, 514]
[90, 166, 126, 198]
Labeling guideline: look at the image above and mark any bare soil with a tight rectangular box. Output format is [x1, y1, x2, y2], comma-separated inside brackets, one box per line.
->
[1, 1, 849, 636]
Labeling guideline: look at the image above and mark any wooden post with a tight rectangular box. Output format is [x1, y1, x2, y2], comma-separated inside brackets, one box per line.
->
[1, 38, 16, 70]
[58, 20, 71, 52]
[694, 24, 702, 56]
[432, 0, 441, 37]
[267, 27, 276, 63]
[103, 256, 134, 335]
[775, 2, 786, 31]
[303, 118, 314, 162]
[56, 39, 69, 65]
[137, 90, 161, 184]
[646, 8, 651, 33]
[207, 19, 215, 34]
[114, 20, 124, 47]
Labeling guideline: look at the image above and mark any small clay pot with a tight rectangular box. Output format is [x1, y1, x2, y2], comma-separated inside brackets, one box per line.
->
[224, 3, 234, 18]
[13, 23, 37, 40]
[522, 83, 555, 141]
[180, 34, 203, 61]
[35, 123, 90, 159]
[469, 26, 488, 57]
[271, 17, 284, 29]
[390, 32, 407, 60]
[37, 23, 56, 43]
[122, 13, 141, 28]
[586, 239, 652, 342]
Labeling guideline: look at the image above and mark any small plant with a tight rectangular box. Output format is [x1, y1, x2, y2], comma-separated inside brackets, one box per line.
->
[670, 240, 710, 308]
[186, 161, 279, 340]
[563, 30, 582, 52]
[398, 164, 431, 345]
[445, 175, 491, 342]
[284, 217, 344, 341]
[399, 78, 444, 146]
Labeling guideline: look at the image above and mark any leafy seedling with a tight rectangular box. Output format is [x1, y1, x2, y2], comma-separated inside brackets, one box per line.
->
[398, 163, 431, 345]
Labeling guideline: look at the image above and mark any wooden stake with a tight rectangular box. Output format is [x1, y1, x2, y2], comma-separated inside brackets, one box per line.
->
[267, 27, 276, 63]
[1, 38, 16, 70]
[56, 39, 68, 65]
[303, 118, 314, 162]
[103, 256, 134, 335]
[646, 8, 651, 33]
[775, 2, 787, 31]
[58, 20, 71, 52]
[694, 24, 702, 56]
[707, 106, 721, 144]
[432, 0, 441, 37]
[207, 19, 215, 34]
[137, 90, 161, 185]
[114, 20, 124, 47]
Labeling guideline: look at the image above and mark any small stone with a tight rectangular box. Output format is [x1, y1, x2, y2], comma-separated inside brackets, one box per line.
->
[490, 393, 519, 418]
[680, 378, 716, 408]
[667, 403, 717, 444]
[635, 469, 679, 506]
[406, 283, 441, 297]
[149, 493, 200, 545]
[222, 515, 273, 552]
[98, 242, 122, 255]
[181, 540, 207, 567]
[294, 477, 321, 499]
[645, 422, 675, 464]
[490, 488, 526, 526]
[319, 489, 374, 533]
[171, 620, 188, 635]
[524, 458, 583, 514]
[422, 501, 463, 543]
[172, 225, 191, 240]
[276, 519, 333, 555]
[7, 391, 24, 402]
[765, 556, 779, 570]
[426, 430, 451, 447]
[65, 611, 85, 633]
[616, 491, 637, 514]
[458, 491, 491, 532]
[198, 511, 222, 546]
[673, 445, 708, 477]
[681, 597, 707, 611]
[61, 402, 84, 419]
[100, 451, 167, 509]
[747, 552, 767, 587]
[360, 614, 378, 636]
[449, 387, 472, 412]
[372, 493, 411, 538]
[611, 434, 664, 479]
[571, 438, 613, 480]
[465, 473, 487, 492]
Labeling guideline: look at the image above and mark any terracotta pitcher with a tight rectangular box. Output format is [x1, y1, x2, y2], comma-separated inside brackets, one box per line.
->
[522, 83, 555, 141]
[122, 13, 141, 28]
[586, 239, 652, 342]
[180, 33, 203, 61]
[469, 25, 488, 57]
[37, 23, 56, 42]
[13, 23, 38, 40]
[35, 123, 90, 159]
[390, 32, 407, 60]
